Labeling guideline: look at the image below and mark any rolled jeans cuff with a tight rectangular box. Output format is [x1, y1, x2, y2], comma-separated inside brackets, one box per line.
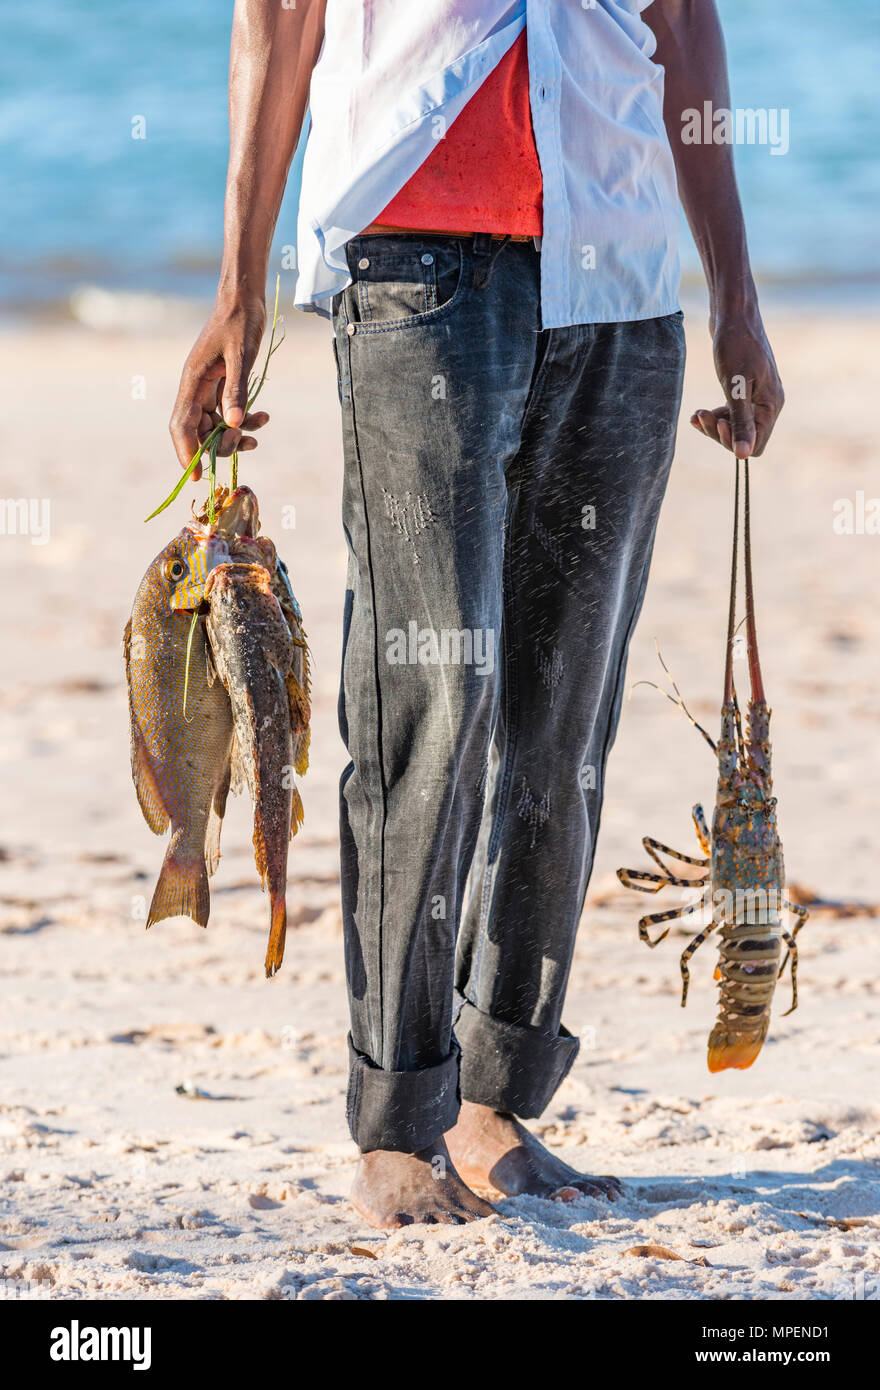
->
[346, 1036, 461, 1153]
[455, 998, 580, 1118]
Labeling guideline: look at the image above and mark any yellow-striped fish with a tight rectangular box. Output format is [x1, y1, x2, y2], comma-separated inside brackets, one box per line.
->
[124, 526, 233, 928]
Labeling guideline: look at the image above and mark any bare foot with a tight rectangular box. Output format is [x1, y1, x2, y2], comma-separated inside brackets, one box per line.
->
[447, 1101, 622, 1202]
[350, 1137, 495, 1230]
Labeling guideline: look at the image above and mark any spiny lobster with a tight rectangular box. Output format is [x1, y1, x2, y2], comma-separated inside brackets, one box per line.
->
[618, 459, 809, 1073]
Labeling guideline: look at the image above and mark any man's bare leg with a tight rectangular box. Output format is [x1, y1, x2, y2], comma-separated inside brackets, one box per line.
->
[350, 1136, 495, 1229]
[447, 1101, 622, 1201]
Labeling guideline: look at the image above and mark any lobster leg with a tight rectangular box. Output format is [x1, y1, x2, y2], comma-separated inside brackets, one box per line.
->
[680, 919, 720, 1007]
[643, 836, 710, 873]
[780, 929, 799, 1015]
[779, 900, 809, 977]
[638, 894, 709, 949]
[618, 866, 708, 894]
[692, 804, 711, 856]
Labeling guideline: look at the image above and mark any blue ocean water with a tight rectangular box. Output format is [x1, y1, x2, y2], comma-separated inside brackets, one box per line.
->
[1, 0, 877, 311]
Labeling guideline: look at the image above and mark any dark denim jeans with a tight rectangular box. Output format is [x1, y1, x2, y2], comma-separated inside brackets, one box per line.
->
[331, 233, 685, 1152]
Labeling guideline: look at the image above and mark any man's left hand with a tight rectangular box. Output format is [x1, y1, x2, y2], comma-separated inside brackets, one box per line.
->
[691, 309, 784, 459]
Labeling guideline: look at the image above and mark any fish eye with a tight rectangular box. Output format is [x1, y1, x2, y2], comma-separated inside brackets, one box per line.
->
[165, 558, 186, 583]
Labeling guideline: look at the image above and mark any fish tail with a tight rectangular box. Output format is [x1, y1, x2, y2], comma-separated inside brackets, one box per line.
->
[265, 896, 287, 978]
[147, 847, 210, 928]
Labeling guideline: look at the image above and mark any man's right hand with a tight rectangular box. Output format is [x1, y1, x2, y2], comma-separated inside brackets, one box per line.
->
[170, 294, 270, 478]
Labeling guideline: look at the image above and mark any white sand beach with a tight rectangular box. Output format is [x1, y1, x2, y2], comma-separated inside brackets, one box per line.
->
[0, 304, 878, 1300]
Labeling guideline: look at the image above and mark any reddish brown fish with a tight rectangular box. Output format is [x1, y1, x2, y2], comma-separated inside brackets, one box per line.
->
[197, 486, 311, 779]
[124, 526, 234, 928]
[198, 484, 310, 785]
[206, 562, 296, 976]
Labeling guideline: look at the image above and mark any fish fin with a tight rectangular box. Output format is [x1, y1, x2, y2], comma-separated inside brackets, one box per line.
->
[290, 629, 311, 698]
[293, 729, 310, 778]
[290, 786, 304, 841]
[205, 639, 219, 688]
[122, 618, 132, 665]
[253, 816, 269, 891]
[147, 847, 210, 928]
[265, 896, 287, 977]
[205, 763, 231, 876]
[233, 690, 261, 810]
[286, 664, 311, 775]
[204, 806, 222, 878]
[129, 724, 170, 835]
[229, 730, 246, 797]
[214, 757, 232, 819]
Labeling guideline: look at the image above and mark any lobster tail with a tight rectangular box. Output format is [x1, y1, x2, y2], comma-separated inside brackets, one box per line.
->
[707, 1032, 766, 1073]
[707, 919, 783, 1071]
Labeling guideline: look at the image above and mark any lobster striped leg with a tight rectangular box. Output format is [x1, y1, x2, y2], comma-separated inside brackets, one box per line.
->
[617, 865, 708, 894]
[637, 891, 710, 949]
[779, 900, 809, 977]
[692, 803, 711, 856]
[780, 928, 800, 1015]
[680, 907, 725, 1007]
[643, 836, 710, 877]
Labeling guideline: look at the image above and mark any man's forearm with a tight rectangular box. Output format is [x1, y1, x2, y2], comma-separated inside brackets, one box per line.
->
[649, 0, 756, 325]
[219, 0, 326, 302]
[648, 1, 783, 457]
[168, 0, 325, 468]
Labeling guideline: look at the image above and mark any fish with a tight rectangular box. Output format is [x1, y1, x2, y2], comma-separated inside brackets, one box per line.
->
[124, 525, 234, 928]
[227, 536, 311, 781]
[274, 554, 311, 780]
[198, 484, 260, 544]
[196, 486, 310, 784]
[205, 561, 297, 976]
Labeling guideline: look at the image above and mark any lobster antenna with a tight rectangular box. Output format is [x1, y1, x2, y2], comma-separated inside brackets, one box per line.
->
[732, 684, 747, 762]
[723, 459, 740, 706]
[630, 640, 717, 752]
[743, 458, 766, 703]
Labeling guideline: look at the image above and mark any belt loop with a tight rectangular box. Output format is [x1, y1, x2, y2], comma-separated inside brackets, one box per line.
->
[472, 232, 493, 290]
[472, 233, 511, 291]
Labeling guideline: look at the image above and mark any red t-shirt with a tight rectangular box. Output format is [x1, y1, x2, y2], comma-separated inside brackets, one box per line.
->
[374, 31, 543, 237]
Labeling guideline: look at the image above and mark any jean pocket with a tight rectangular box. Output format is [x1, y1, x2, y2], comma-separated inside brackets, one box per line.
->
[345, 237, 464, 332]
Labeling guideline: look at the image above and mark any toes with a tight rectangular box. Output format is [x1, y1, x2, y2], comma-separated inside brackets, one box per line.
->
[577, 1180, 620, 1201]
[400, 1204, 487, 1226]
[580, 1176, 622, 1201]
[552, 1176, 623, 1203]
[551, 1186, 581, 1203]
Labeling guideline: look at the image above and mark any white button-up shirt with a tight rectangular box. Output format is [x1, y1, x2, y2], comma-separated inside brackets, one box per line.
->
[294, 0, 681, 328]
